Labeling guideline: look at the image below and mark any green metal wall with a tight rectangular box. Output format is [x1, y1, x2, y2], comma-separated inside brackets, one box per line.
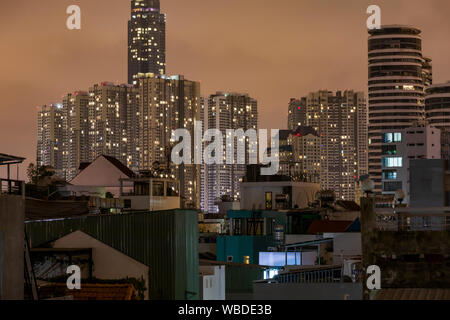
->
[225, 264, 265, 295]
[25, 210, 199, 300]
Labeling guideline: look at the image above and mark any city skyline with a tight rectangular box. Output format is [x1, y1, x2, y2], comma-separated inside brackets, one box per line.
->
[2, 0, 450, 179]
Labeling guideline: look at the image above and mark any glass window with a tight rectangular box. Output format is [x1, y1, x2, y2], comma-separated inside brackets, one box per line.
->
[152, 181, 164, 196]
[383, 132, 402, 143]
[166, 182, 179, 197]
[383, 133, 393, 143]
[265, 192, 273, 210]
[383, 181, 403, 192]
[383, 170, 398, 180]
[382, 157, 403, 168]
[382, 145, 398, 155]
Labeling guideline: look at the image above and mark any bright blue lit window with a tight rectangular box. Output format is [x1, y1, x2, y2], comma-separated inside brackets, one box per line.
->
[383, 132, 402, 143]
[259, 252, 302, 267]
[382, 157, 403, 168]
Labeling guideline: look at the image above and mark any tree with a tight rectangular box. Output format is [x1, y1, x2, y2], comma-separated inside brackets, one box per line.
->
[26, 163, 56, 185]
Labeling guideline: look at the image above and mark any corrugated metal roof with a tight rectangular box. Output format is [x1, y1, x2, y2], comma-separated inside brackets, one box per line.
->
[25, 210, 199, 300]
[374, 288, 450, 300]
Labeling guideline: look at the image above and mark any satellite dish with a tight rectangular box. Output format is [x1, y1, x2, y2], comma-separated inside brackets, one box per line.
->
[361, 179, 375, 193]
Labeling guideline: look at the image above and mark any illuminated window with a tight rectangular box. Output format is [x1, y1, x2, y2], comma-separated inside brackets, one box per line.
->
[382, 157, 403, 168]
[383, 133, 402, 143]
[265, 192, 273, 210]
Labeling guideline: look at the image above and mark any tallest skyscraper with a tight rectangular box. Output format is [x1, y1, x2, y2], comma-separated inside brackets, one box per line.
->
[368, 25, 432, 194]
[128, 0, 166, 86]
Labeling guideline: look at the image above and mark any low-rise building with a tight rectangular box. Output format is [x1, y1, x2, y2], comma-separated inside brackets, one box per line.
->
[0, 153, 26, 300]
[360, 197, 450, 299]
[34, 230, 150, 299]
[119, 176, 181, 211]
[64, 155, 135, 198]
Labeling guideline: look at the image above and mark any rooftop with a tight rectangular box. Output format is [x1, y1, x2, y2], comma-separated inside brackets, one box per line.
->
[0, 153, 25, 166]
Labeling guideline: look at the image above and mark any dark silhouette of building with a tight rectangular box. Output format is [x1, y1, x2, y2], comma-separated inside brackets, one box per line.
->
[128, 0, 166, 85]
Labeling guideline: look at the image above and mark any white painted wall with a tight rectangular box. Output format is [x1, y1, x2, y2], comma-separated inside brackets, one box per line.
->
[120, 195, 180, 211]
[323, 233, 362, 264]
[52, 231, 150, 299]
[69, 156, 133, 197]
[199, 266, 225, 300]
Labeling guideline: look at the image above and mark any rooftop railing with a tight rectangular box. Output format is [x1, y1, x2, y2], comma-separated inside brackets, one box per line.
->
[374, 207, 450, 231]
[0, 178, 25, 196]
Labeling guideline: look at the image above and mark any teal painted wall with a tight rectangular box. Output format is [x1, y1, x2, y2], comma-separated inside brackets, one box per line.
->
[217, 236, 272, 264]
[225, 264, 265, 295]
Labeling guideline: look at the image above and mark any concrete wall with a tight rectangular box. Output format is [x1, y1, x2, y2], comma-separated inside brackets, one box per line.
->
[199, 266, 225, 300]
[409, 159, 448, 207]
[361, 198, 450, 294]
[323, 233, 362, 264]
[63, 185, 133, 199]
[253, 282, 363, 300]
[0, 195, 25, 300]
[120, 195, 180, 211]
[285, 234, 318, 245]
[52, 231, 150, 299]
[0, 232, 2, 298]
[240, 182, 320, 210]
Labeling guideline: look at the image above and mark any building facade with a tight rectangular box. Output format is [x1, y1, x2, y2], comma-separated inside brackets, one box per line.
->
[287, 98, 307, 130]
[37, 84, 139, 182]
[288, 126, 321, 183]
[368, 25, 432, 193]
[305, 90, 368, 200]
[62, 91, 90, 180]
[380, 121, 441, 203]
[88, 83, 139, 172]
[37, 104, 65, 177]
[425, 82, 450, 159]
[204, 92, 258, 213]
[139, 74, 201, 209]
[128, 0, 166, 85]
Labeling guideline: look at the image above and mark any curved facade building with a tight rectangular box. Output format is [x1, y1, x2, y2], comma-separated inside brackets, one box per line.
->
[368, 25, 431, 192]
[426, 82, 450, 159]
[425, 82, 450, 128]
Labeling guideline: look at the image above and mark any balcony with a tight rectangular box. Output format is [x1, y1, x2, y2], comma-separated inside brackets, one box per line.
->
[0, 153, 26, 197]
[0, 178, 24, 196]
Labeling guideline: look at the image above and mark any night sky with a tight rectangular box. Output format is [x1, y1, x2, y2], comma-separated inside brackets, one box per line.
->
[1, 0, 450, 178]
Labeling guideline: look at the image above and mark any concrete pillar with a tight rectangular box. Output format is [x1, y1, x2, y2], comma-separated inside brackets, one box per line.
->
[360, 197, 376, 300]
[0, 195, 25, 300]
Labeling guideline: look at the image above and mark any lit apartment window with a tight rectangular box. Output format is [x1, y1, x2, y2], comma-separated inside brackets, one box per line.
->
[382, 157, 403, 168]
[383, 133, 402, 143]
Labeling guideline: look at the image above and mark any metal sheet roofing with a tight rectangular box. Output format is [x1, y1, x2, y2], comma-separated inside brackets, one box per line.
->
[0, 153, 25, 166]
[25, 210, 199, 300]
